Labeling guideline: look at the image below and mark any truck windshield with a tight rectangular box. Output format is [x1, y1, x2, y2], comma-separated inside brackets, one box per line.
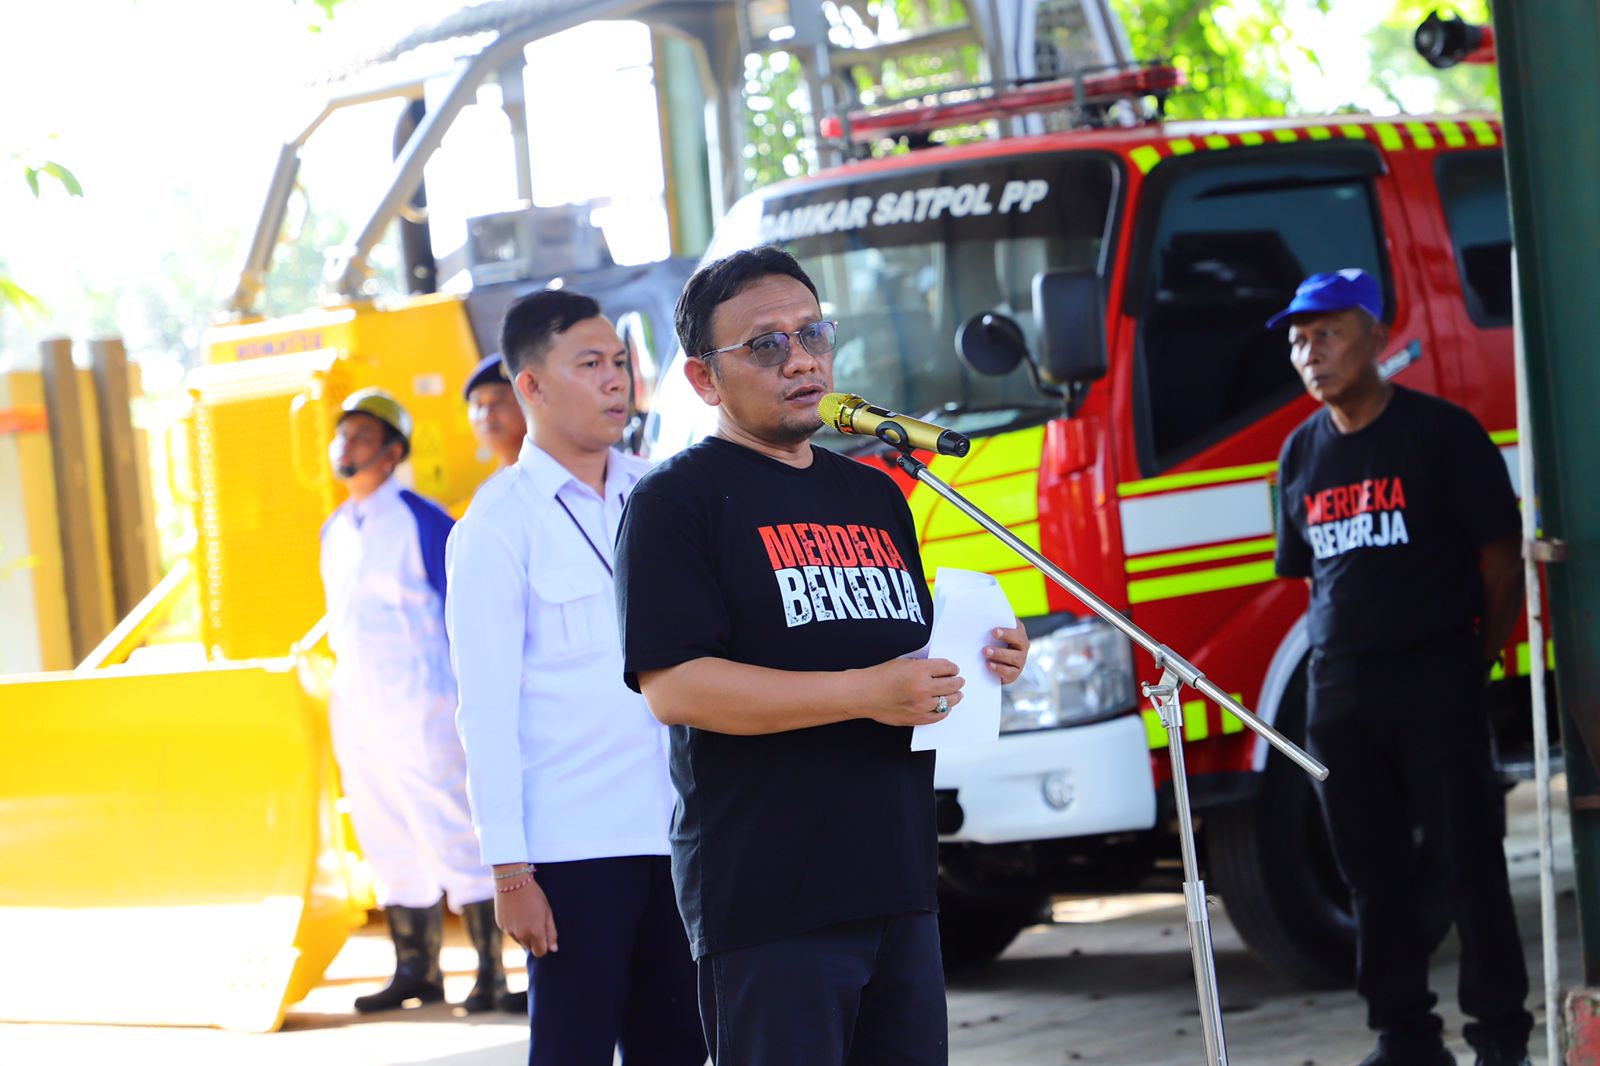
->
[646, 154, 1119, 457]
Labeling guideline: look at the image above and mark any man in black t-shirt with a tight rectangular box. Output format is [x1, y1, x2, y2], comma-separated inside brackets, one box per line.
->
[615, 246, 1030, 1066]
[1270, 270, 1531, 1066]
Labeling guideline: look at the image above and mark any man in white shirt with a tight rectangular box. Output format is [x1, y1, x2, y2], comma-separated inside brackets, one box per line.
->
[445, 290, 704, 1066]
[319, 388, 512, 1015]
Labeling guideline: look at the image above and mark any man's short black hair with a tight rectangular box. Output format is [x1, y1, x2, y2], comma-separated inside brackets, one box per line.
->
[500, 289, 604, 377]
[674, 246, 820, 362]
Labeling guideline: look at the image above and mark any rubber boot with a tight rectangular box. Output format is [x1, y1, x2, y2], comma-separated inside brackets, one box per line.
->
[461, 900, 513, 1014]
[354, 901, 445, 1014]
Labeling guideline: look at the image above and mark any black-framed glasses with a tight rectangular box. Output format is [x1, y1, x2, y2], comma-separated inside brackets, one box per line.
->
[699, 320, 838, 368]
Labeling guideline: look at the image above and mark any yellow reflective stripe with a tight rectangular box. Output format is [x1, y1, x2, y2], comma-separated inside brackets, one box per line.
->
[1307, 127, 1333, 141]
[1142, 693, 1244, 749]
[1127, 560, 1277, 605]
[1131, 145, 1162, 173]
[926, 523, 1041, 574]
[1375, 123, 1404, 151]
[907, 425, 1048, 617]
[1516, 640, 1556, 675]
[1490, 429, 1519, 445]
[1341, 124, 1367, 141]
[1170, 138, 1197, 155]
[1204, 135, 1230, 150]
[1437, 120, 1468, 148]
[1126, 536, 1277, 575]
[1405, 122, 1436, 150]
[1239, 131, 1265, 147]
[1272, 128, 1299, 143]
[1118, 460, 1278, 498]
[1468, 119, 1498, 145]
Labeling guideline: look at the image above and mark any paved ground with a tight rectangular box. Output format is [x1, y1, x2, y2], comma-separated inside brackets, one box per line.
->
[0, 780, 1576, 1065]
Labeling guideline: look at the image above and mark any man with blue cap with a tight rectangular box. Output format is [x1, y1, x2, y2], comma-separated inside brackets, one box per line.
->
[464, 353, 528, 469]
[1269, 270, 1531, 1066]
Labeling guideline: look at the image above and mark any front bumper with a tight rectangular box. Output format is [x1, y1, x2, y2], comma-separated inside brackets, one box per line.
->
[932, 713, 1156, 844]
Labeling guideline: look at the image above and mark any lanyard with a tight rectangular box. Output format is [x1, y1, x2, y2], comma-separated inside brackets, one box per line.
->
[554, 493, 618, 577]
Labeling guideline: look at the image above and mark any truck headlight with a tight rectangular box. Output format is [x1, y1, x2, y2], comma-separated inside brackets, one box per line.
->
[1000, 616, 1136, 733]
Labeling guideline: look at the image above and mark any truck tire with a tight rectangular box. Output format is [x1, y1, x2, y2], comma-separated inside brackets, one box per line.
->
[1207, 665, 1450, 988]
[936, 892, 1044, 974]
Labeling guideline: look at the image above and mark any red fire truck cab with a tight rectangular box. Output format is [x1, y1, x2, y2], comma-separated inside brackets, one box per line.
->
[644, 78, 1543, 986]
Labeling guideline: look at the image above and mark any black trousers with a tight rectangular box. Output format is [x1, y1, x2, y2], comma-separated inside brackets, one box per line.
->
[697, 912, 947, 1066]
[1307, 635, 1532, 1056]
[525, 855, 706, 1066]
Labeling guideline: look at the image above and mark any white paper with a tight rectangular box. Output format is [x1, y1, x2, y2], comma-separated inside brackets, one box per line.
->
[911, 568, 1016, 752]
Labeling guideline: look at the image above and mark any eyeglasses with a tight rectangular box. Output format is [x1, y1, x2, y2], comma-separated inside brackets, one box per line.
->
[699, 320, 838, 368]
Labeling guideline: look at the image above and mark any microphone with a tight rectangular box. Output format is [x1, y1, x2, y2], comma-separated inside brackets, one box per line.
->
[817, 393, 971, 458]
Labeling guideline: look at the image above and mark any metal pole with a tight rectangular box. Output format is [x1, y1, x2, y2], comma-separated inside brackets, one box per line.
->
[894, 452, 1328, 781]
[1147, 668, 1228, 1065]
[892, 450, 1327, 1066]
[1512, 251, 1560, 1065]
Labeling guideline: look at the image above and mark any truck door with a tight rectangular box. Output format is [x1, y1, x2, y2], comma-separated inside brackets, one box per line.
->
[1126, 141, 1436, 480]
[1420, 148, 1516, 439]
[1115, 140, 1433, 693]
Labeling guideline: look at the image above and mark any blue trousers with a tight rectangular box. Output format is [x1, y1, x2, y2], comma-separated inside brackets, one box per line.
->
[525, 855, 705, 1066]
[697, 912, 947, 1066]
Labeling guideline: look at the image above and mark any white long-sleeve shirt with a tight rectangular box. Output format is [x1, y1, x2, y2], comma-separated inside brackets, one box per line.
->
[444, 438, 674, 865]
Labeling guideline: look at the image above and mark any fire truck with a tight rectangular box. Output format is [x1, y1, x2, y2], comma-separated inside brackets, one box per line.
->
[644, 65, 1548, 985]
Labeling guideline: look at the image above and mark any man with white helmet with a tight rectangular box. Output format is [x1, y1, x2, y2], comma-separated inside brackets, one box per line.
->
[319, 388, 519, 1015]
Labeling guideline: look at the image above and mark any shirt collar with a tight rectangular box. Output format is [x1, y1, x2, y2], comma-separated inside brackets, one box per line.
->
[517, 437, 636, 503]
[350, 474, 402, 523]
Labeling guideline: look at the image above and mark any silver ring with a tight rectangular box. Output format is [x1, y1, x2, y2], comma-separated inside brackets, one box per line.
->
[934, 695, 949, 715]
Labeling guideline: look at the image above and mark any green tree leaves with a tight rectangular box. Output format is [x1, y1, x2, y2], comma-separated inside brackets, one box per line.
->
[3, 153, 84, 316]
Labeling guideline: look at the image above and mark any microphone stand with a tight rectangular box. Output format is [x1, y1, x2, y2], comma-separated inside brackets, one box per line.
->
[889, 442, 1328, 1066]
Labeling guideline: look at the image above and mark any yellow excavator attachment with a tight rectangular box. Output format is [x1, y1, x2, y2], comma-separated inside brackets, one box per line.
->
[0, 655, 363, 1033]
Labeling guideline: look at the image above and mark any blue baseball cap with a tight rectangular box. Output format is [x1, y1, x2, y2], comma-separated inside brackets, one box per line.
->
[1265, 269, 1383, 330]
[463, 353, 510, 400]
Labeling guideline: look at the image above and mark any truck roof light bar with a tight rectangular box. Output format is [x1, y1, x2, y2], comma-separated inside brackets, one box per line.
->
[820, 62, 1183, 144]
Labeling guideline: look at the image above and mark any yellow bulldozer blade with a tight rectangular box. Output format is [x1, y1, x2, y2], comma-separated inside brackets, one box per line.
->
[0, 658, 363, 1032]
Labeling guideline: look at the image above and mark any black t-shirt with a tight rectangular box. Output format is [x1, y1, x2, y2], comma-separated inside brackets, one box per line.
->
[616, 436, 938, 958]
[1275, 386, 1518, 654]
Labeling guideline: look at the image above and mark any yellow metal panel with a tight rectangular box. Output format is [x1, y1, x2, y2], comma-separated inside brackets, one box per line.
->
[192, 298, 494, 662]
[0, 660, 359, 1031]
[187, 294, 489, 656]
[926, 523, 1043, 576]
[128, 361, 164, 596]
[188, 351, 346, 660]
[905, 426, 1048, 616]
[0, 371, 73, 673]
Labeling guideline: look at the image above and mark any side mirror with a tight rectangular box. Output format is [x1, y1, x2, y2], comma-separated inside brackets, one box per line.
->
[955, 312, 1028, 377]
[1032, 269, 1108, 385]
